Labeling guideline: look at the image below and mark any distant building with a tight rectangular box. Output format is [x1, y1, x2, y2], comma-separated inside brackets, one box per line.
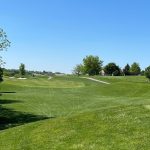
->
[100, 70, 105, 76]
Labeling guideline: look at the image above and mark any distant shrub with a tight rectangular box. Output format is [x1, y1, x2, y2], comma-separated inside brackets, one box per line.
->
[14, 74, 20, 78]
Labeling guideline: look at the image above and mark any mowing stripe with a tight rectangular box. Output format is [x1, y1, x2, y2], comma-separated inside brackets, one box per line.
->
[81, 77, 110, 85]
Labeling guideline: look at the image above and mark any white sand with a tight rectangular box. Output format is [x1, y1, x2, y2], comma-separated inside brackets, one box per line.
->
[9, 77, 15, 79]
[48, 77, 53, 80]
[18, 77, 27, 80]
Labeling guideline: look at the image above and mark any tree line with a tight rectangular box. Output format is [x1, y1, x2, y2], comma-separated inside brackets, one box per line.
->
[1, 28, 150, 81]
[73, 55, 150, 81]
[3, 66, 55, 78]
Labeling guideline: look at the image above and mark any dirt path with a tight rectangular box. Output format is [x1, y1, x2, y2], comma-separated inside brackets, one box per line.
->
[81, 77, 110, 85]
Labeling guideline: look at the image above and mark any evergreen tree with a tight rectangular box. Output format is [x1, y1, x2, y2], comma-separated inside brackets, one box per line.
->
[123, 64, 130, 75]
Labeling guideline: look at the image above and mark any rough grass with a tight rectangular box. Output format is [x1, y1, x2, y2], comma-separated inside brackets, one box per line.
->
[0, 76, 150, 149]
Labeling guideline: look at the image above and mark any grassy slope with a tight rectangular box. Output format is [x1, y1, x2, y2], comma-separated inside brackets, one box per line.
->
[0, 76, 150, 149]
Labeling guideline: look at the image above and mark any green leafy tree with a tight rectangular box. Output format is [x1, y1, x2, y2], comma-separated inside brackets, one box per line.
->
[19, 63, 26, 77]
[73, 64, 84, 76]
[104, 63, 121, 76]
[83, 55, 103, 76]
[130, 62, 141, 75]
[145, 66, 150, 81]
[0, 28, 10, 81]
[123, 64, 130, 75]
[0, 28, 10, 51]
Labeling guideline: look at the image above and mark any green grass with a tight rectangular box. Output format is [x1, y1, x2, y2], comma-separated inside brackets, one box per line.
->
[0, 75, 150, 149]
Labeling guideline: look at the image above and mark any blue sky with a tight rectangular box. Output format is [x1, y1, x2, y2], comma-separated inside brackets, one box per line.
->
[1, 0, 150, 73]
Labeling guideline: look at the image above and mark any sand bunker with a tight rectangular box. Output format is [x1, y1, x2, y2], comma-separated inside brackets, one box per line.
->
[48, 77, 53, 80]
[18, 77, 27, 80]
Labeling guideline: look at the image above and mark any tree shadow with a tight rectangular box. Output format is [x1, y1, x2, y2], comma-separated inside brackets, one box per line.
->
[0, 99, 51, 130]
[0, 99, 22, 104]
[0, 92, 16, 94]
[0, 92, 16, 97]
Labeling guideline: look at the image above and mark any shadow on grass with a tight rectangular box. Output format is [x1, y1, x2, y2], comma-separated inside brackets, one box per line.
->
[0, 99, 22, 104]
[0, 99, 50, 130]
[0, 92, 16, 94]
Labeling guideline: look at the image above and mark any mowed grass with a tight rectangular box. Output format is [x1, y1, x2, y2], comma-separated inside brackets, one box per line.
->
[0, 75, 150, 149]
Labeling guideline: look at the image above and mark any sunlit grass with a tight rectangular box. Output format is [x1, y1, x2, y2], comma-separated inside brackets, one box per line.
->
[0, 76, 150, 149]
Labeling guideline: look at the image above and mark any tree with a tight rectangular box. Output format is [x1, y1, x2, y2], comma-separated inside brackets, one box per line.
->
[145, 66, 150, 81]
[104, 62, 121, 76]
[0, 28, 10, 51]
[83, 55, 103, 76]
[19, 63, 26, 77]
[130, 62, 141, 75]
[73, 64, 84, 76]
[123, 64, 130, 75]
[0, 28, 10, 82]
